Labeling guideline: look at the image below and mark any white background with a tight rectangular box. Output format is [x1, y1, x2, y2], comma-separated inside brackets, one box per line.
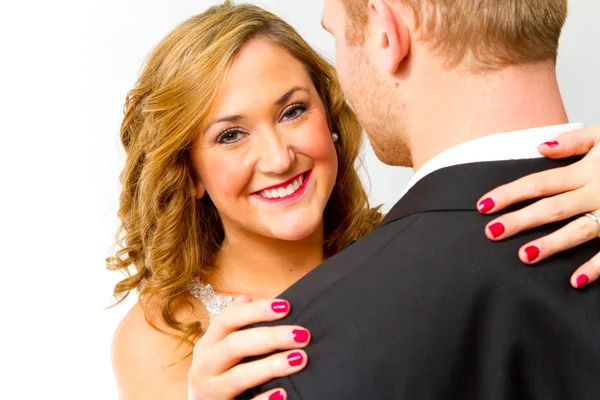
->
[0, 1, 598, 398]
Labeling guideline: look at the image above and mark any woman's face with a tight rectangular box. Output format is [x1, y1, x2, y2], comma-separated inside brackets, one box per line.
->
[190, 38, 338, 242]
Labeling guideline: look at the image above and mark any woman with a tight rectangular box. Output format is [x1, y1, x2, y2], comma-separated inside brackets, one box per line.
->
[109, 3, 600, 399]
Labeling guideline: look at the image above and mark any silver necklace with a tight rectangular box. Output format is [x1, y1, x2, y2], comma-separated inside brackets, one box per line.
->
[188, 277, 233, 321]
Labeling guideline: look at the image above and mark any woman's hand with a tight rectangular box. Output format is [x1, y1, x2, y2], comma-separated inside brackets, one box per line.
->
[188, 296, 309, 400]
[477, 125, 600, 288]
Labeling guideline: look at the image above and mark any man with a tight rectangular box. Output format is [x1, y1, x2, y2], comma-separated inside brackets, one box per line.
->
[243, 1, 600, 398]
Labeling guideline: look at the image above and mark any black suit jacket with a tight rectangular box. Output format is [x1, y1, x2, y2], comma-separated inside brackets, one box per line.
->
[241, 158, 600, 400]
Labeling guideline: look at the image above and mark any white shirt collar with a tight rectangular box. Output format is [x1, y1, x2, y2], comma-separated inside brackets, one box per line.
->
[401, 123, 584, 197]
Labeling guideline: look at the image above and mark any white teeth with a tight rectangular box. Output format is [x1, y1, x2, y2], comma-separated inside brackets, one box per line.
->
[258, 173, 307, 199]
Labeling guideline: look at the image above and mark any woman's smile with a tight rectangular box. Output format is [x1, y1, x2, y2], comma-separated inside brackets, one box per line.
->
[251, 170, 312, 205]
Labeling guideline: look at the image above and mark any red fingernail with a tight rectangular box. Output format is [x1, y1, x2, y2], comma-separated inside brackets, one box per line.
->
[524, 246, 540, 262]
[288, 352, 304, 367]
[269, 391, 284, 400]
[488, 222, 505, 238]
[542, 141, 559, 148]
[292, 329, 309, 343]
[272, 301, 289, 313]
[478, 198, 495, 213]
[576, 274, 589, 288]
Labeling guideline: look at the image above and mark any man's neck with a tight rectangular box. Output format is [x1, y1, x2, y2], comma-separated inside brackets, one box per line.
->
[406, 62, 568, 171]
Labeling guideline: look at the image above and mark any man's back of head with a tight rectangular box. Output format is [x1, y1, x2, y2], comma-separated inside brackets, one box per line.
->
[341, 0, 567, 70]
[323, 0, 570, 168]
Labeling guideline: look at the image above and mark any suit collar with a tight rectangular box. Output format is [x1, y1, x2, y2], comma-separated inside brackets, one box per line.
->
[401, 123, 582, 197]
[381, 157, 581, 227]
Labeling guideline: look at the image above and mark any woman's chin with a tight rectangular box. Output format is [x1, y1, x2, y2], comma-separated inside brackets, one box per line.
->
[266, 221, 321, 242]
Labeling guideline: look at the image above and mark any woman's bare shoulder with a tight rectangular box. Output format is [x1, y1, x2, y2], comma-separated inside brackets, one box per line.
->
[111, 296, 207, 399]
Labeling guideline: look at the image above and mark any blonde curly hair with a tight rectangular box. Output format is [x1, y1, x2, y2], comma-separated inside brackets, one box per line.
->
[107, 1, 382, 344]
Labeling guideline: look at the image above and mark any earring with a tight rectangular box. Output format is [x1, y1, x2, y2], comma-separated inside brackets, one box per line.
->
[332, 132, 339, 143]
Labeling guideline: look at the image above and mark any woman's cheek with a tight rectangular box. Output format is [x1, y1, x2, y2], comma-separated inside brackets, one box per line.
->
[204, 157, 254, 201]
[299, 119, 337, 161]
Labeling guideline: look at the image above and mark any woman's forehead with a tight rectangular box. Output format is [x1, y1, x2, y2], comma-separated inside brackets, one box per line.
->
[210, 39, 315, 116]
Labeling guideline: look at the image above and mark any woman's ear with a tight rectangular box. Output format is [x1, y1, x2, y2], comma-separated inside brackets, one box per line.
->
[194, 180, 206, 199]
[368, 0, 411, 74]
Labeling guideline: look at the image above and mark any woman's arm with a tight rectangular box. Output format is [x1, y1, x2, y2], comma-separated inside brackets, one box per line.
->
[112, 302, 193, 399]
[112, 296, 309, 400]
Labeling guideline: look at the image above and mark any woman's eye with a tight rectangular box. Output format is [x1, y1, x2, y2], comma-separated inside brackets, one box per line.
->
[282, 104, 306, 121]
[217, 130, 244, 144]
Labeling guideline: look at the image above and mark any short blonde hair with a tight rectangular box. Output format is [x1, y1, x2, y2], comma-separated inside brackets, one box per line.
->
[342, 0, 568, 69]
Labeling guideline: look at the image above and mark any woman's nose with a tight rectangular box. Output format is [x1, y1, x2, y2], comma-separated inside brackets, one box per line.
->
[256, 131, 295, 174]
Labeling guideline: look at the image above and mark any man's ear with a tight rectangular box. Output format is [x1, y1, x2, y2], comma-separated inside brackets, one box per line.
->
[368, 0, 411, 74]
